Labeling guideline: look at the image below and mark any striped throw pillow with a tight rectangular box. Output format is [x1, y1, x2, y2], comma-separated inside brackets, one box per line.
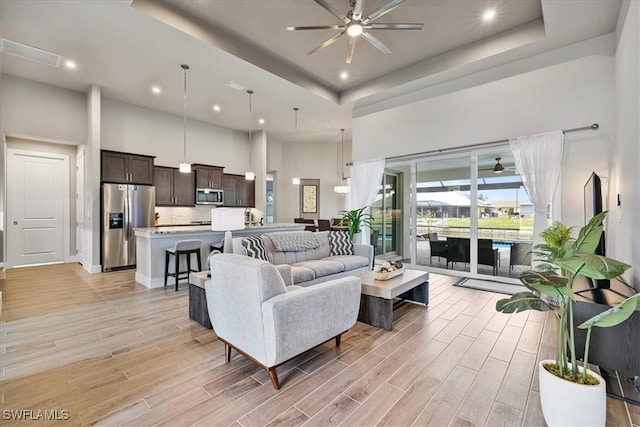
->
[241, 236, 269, 261]
[328, 230, 353, 256]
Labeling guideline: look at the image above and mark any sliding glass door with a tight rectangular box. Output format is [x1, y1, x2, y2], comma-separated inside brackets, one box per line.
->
[388, 145, 538, 282]
[370, 171, 403, 260]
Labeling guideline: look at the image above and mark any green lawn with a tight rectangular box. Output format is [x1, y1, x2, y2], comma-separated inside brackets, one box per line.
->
[424, 217, 534, 230]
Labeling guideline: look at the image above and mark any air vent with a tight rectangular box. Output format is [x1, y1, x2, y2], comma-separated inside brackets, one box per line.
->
[224, 81, 245, 91]
[0, 38, 61, 67]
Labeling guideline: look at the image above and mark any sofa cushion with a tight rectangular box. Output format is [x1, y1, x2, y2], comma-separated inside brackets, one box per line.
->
[324, 255, 370, 271]
[290, 265, 315, 283]
[241, 236, 269, 261]
[328, 230, 353, 256]
[267, 231, 320, 251]
[294, 260, 345, 278]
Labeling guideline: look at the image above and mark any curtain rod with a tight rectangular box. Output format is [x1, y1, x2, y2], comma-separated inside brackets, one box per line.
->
[351, 123, 599, 165]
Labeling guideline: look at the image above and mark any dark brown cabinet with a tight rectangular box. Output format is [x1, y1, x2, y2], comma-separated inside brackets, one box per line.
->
[193, 164, 223, 189]
[223, 174, 255, 207]
[101, 150, 154, 185]
[154, 166, 195, 206]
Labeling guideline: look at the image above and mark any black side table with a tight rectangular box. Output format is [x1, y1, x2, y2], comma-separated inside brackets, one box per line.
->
[188, 271, 212, 329]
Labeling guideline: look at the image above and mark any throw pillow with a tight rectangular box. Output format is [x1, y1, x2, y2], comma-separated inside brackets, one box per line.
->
[328, 230, 353, 256]
[241, 236, 269, 261]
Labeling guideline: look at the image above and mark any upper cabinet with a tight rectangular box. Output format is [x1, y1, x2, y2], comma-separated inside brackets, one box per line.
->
[154, 166, 195, 207]
[223, 173, 255, 207]
[193, 164, 224, 189]
[101, 150, 154, 185]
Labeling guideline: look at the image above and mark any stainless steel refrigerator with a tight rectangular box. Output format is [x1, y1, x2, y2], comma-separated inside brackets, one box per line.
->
[102, 184, 155, 271]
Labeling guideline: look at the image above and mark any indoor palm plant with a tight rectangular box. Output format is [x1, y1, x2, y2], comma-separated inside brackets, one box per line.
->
[496, 211, 638, 426]
[340, 206, 372, 242]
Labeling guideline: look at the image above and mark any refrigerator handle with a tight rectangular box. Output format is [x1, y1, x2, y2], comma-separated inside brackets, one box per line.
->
[124, 188, 130, 241]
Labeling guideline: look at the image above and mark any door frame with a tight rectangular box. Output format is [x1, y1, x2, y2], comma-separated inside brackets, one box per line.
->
[6, 148, 71, 268]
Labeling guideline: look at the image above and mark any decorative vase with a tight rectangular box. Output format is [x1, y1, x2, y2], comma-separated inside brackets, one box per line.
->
[353, 231, 363, 245]
[538, 360, 606, 427]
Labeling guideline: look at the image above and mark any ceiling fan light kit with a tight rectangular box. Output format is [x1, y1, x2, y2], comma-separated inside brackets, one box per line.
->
[493, 157, 505, 174]
[288, 0, 423, 64]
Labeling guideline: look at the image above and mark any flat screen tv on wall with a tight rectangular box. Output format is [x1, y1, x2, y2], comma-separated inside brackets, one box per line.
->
[584, 172, 608, 289]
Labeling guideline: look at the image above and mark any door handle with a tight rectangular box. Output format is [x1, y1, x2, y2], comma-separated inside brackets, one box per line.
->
[13, 221, 18, 225]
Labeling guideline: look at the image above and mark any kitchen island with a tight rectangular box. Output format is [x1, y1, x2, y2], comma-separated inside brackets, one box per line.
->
[134, 223, 304, 288]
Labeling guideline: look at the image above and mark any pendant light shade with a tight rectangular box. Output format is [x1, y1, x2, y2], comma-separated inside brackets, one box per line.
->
[292, 107, 300, 185]
[179, 64, 191, 174]
[245, 89, 255, 181]
[334, 128, 351, 194]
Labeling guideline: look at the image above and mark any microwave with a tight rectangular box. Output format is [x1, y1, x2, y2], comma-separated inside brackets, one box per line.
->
[196, 188, 224, 205]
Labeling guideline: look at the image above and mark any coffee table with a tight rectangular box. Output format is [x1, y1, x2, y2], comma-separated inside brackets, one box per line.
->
[189, 271, 212, 329]
[357, 269, 429, 330]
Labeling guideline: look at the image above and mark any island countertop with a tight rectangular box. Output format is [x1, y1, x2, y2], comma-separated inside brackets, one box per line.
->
[135, 223, 303, 237]
[134, 223, 305, 288]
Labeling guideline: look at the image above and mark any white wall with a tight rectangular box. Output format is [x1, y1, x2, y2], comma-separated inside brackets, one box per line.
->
[267, 137, 348, 221]
[101, 98, 249, 172]
[611, 0, 640, 288]
[353, 41, 616, 235]
[1, 74, 87, 144]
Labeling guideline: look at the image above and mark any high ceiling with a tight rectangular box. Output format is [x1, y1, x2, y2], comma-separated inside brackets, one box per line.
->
[0, 0, 622, 144]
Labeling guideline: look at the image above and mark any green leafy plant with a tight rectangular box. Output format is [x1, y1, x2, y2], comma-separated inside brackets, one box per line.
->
[496, 211, 637, 384]
[340, 207, 372, 242]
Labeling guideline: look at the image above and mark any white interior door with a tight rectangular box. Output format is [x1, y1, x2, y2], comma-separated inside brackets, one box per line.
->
[76, 150, 85, 262]
[7, 149, 69, 267]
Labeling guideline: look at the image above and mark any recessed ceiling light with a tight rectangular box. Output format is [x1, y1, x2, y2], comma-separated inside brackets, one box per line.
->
[151, 86, 162, 94]
[340, 71, 349, 80]
[483, 9, 496, 22]
[213, 104, 221, 112]
[258, 118, 265, 124]
[64, 60, 77, 69]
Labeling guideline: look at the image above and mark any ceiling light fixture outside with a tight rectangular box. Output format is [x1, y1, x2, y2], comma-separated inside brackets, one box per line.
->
[493, 157, 504, 174]
[347, 23, 363, 37]
[292, 107, 300, 185]
[245, 89, 255, 181]
[179, 64, 191, 174]
[334, 128, 351, 194]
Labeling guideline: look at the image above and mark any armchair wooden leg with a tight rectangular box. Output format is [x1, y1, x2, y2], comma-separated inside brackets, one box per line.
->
[335, 334, 342, 347]
[224, 344, 231, 362]
[268, 367, 280, 390]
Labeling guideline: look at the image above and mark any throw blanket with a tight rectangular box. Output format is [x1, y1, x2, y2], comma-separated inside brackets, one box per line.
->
[267, 231, 320, 252]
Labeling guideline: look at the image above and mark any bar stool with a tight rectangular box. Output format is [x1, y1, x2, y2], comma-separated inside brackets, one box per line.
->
[165, 239, 202, 291]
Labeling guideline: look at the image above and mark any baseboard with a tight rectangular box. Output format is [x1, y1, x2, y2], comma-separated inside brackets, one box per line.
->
[134, 272, 165, 289]
[81, 261, 102, 274]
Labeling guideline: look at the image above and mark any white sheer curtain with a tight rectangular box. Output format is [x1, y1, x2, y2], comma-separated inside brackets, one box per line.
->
[510, 131, 564, 252]
[346, 159, 385, 245]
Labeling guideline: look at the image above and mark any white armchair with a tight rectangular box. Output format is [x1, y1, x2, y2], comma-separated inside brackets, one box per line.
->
[205, 253, 361, 390]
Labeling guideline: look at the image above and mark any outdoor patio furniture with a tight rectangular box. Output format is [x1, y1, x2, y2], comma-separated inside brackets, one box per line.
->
[509, 242, 532, 271]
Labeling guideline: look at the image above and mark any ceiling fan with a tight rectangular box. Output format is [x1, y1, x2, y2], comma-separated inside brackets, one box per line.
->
[287, 0, 424, 64]
[479, 157, 518, 174]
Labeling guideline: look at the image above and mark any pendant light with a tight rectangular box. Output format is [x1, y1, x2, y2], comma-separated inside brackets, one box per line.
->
[292, 107, 300, 185]
[333, 128, 351, 194]
[244, 89, 255, 181]
[179, 64, 191, 173]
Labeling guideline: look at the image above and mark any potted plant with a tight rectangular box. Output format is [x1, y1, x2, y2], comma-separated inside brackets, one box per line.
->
[496, 211, 638, 426]
[340, 207, 372, 243]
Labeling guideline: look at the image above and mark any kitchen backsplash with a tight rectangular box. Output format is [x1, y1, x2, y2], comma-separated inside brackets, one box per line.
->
[155, 206, 213, 225]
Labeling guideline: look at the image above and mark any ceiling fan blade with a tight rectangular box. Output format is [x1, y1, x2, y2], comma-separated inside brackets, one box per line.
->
[314, 0, 350, 24]
[352, 0, 364, 21]
[346, 36, 356, 64]
[363, 0, 406, 24]
[307, 31, 346, 55]
[369, 23, 424, 30]
[287, 25, 345, 31]
[361, 31, 391, 54]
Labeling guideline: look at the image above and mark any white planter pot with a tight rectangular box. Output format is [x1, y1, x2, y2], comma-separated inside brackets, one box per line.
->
[538, 360, 606, 427]
[353, 231, 363, 245]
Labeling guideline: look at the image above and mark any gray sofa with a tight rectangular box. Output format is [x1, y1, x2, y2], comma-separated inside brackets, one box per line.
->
[232, 230, 373, 286]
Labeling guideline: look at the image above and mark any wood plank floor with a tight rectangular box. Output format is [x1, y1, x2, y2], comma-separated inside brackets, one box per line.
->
[0, 263, 636, 426]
